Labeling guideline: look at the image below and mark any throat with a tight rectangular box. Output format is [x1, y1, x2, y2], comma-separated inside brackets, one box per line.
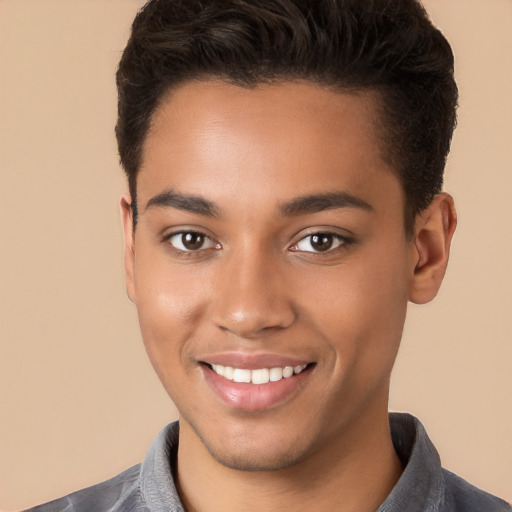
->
[175, 411, 403, 512]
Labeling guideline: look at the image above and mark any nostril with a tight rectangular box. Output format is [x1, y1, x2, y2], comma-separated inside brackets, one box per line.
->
[213, 303, 296, 338]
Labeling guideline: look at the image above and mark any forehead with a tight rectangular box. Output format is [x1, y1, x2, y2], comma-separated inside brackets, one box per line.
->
[138, 80, 398, 209]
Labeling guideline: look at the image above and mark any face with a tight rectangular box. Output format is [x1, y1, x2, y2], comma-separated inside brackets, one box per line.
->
[123, 81, 419, 471]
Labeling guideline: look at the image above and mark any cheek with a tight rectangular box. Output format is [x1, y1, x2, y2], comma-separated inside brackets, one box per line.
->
[132, 249, 211, 375]
[304, 247, 410, 372]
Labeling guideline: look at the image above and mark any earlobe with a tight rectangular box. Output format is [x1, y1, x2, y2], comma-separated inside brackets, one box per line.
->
[408, 193, 457, 305]
[120, 194, 136, 303]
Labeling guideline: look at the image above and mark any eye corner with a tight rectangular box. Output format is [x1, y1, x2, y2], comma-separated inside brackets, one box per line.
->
[162, 228, 221, 256]
[289, 230, 357, 257]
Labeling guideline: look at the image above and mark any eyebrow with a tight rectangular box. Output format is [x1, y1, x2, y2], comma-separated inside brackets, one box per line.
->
[144, 189, 373, 219]
[145, 189, 219, 217]
[280, 191, 374, 216]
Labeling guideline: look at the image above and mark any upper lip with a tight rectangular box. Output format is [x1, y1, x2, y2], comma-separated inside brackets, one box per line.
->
[199, 352, 313, 370]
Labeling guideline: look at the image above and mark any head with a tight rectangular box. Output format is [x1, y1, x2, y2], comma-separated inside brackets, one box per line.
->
[116, 0, 457, 474]
[116, 0, 458, 236]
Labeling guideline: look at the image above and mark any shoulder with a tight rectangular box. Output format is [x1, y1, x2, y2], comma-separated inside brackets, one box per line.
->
[23, 464, 146, 512]
[23, 422, 183, 512]
[442, 469, 511, 512]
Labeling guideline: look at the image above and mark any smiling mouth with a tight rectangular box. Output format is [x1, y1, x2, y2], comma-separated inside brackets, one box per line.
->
[204, 363, 311, 385]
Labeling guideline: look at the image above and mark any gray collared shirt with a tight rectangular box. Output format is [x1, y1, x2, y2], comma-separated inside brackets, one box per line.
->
[25, 413, 511, 511]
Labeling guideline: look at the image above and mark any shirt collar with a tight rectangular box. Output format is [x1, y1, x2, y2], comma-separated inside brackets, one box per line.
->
[377, 413, 444, 511]
[139, 421, 184, 512]
[140, 413, 444, 511]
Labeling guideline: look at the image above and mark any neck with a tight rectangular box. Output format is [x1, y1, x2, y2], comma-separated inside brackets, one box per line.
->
[176, 396, 402, 512]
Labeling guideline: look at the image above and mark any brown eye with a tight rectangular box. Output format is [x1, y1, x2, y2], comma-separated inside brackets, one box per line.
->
[182, 232, 205, 250]
[310, 234, 334, 252]
[168, 231, 217, 252]
[293, 232, 347, 253]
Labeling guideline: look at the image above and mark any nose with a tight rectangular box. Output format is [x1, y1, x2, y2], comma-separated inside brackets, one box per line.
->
[211, 249, 296, 339]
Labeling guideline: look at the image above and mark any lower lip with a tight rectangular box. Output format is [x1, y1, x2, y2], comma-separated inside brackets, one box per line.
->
[202, 365, 312, 411]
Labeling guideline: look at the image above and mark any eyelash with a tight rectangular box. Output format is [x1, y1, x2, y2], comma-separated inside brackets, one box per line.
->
[161, 230, 355, 258]
[162, 230, 219, 259]
[290, 231, 355, 258]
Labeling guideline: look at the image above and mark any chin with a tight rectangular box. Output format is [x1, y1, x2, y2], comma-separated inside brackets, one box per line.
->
[206, 441, 308, 473]
[190, 419, 313, 473]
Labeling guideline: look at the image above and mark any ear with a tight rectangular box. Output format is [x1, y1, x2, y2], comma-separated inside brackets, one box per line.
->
[120, 193, 136, 303]
[408, 192, 457, 304]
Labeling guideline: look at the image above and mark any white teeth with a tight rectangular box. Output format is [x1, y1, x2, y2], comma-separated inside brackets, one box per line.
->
[233, 368, 251, 383]
[210, 364, 308, 384]
[211, 364, 224, 376]
[269, 367, 283, 382]
[282, 366, 294, 378]
[251, 368, 270, 385]
[223, 366, 234, 380]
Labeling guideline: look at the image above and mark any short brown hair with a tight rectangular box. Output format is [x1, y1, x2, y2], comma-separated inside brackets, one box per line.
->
[116, 0, 458, 233]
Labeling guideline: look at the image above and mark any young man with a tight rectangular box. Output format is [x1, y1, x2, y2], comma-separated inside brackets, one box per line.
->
[25, 0, 511, 511]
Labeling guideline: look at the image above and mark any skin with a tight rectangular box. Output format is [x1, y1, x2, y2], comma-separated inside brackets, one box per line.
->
[121, 80, 456, 512]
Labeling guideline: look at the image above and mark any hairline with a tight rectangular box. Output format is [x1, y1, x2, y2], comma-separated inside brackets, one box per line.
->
[130, 76, 416, 238]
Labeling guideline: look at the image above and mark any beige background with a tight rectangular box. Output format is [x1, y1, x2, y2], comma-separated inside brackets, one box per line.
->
[0, 0, 510, 510]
